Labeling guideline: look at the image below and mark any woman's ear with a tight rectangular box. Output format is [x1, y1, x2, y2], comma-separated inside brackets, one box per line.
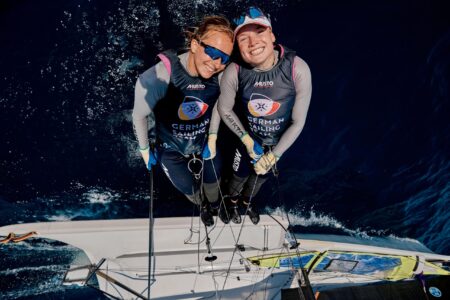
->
[191, 39, 199, 54]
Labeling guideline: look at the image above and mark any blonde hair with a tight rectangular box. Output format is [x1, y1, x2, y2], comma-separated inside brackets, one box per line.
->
[185, 15, 233, 46]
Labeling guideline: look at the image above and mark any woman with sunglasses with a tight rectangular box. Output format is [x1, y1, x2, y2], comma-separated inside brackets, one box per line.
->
[132, 16, 233, 227]
[218, 7, 312, 225]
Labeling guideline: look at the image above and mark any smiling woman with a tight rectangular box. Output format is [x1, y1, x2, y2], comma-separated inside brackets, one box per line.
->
[218, 6, 312, 225]
[182, 16, 234, 76]
[235, 24, 276, 70]
[131, 15, 233, 227]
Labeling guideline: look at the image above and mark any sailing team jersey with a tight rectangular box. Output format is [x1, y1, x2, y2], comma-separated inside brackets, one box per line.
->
[236, 45, 297, 146]
[153, 50, 220, 156]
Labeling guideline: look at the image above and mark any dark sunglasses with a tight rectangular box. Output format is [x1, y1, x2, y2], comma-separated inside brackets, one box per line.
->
[198, 41, 230, 65]
[233, 7, 267, 26]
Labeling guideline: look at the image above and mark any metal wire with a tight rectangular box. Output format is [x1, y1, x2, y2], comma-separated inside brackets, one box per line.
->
[147, 169, 154, 300]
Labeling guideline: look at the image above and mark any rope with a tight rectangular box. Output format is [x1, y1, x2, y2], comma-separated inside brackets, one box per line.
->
[199, 157, 221, 298]
[184, 204, 201, 244]
[254, 245, 290, 299]
[193, 148, 304, 297]
[185, 154, 207, 245]
[185, 154, 221, 298]
[269, 150, 315, 299]
[209, 152, 263, 267]
[210, 158, 229, 223]
[0, 231, 37, 244]
[210, 158, 242, 246]
[221, 174, 260, 292]
[219, 146, 283, 296]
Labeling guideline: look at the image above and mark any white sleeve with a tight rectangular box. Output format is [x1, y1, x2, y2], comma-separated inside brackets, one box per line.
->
[131, 62, 170, 148]
[217, 63, 247, 138]
[273, 56, 312, 157]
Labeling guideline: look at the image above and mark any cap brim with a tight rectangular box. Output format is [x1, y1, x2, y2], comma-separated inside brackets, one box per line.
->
[234, 22, 270, 36]
[234, 16, 272, 38]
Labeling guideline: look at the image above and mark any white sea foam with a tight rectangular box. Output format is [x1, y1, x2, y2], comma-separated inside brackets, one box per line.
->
[83, 188, 120, 204]
[268, 207, 372, 239]
[0, 264, 64, 277]
[386, 234, 422, 244]
[41, 186, 139, 222]
[267, 206, 433, 252]
[0, 262, 73, 300]
[47, 214, 73, 221]
[2, 276, 68, 300]
[45, 207, 106, 221]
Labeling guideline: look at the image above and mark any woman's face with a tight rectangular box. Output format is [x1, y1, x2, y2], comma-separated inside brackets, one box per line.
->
[190, 30, 233, 79]
[236, 24, 275, 69]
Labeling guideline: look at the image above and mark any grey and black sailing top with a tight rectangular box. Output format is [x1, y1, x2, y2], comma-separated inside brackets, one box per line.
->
[236, 45, 297, 146]
[218, 44, 312, 157]
[132, 50, 222, 156]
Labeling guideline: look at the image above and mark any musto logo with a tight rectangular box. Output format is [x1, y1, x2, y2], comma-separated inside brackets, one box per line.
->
[178, 96, 209, 120]
[247, 93, 280, 117]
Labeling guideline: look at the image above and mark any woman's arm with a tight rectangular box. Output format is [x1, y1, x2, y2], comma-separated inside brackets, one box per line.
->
[132, 62, 170, 149]
[272, 56, 312, 157]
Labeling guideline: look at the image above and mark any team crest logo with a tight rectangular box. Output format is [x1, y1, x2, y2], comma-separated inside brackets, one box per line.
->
[247, 93, 280, 117]
[178, 96, 209, 120]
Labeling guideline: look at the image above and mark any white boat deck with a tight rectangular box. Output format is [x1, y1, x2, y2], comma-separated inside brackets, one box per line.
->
[1, 215, 295, 299]
[2, 216, 450, 299]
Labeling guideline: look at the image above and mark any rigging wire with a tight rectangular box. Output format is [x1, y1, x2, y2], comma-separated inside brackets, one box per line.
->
[217, 145, 299, 297]
[210, 158, 245, 249]
[261, 246, 293, 298]
[268, 147, 314, 299]
[199, 157, 221, 299]
[185, 154, 222, 298]
[221, 174, 260, 292]
[147, 168, 154, 300]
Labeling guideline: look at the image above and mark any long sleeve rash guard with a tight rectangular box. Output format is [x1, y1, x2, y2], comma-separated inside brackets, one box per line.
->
[217, 53, 312, 158]
[132, 52, 221, 149]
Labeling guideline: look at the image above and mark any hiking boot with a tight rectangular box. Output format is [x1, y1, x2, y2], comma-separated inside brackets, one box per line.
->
[243, 202, 260, 225]
[228, 198, 242, 224]
[200, 201, 214, 227]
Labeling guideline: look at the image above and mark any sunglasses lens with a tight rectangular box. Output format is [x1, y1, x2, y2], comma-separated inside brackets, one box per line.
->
[233, 15, 245, 26]
[204, 46, 229, 65]
[234, 7, 266, 26]
[248, 7, 264, 19]
[219, 54, 229, 64]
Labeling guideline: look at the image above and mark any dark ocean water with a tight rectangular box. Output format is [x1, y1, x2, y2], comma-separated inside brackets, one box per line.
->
[1, 0, 449, 298]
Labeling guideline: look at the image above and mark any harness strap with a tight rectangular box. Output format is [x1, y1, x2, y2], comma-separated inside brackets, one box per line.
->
[157, 53, 172, 77]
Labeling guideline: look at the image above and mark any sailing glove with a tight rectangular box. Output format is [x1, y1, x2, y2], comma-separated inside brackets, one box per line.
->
[139, 147, 157, 170]
[254, 152, 279, 175]
[202, 133, 217, 160]
[240, 132, 263, 161]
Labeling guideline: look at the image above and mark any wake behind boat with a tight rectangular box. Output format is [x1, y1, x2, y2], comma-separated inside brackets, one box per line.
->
[1, 215, 450, 299]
